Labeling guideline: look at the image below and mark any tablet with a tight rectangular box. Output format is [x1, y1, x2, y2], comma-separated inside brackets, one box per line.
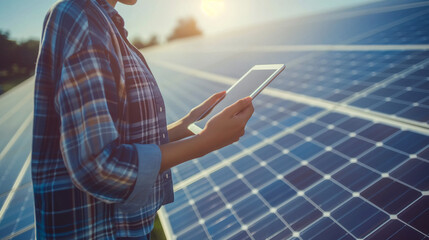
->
[188, 64, 285, 134]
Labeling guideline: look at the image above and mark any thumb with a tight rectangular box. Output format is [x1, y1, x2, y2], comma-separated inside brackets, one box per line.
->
[224, 97, 252, 117]
[196, 91, 226, 119]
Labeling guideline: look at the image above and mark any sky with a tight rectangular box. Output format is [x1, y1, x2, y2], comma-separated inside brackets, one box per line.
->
[0, 0, 374, 43]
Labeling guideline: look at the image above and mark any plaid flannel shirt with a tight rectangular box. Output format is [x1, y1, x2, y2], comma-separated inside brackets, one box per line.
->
[32, 0, 173, 238]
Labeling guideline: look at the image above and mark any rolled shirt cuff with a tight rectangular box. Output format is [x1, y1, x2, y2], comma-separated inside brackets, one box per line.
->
[116, 143, 161, 213]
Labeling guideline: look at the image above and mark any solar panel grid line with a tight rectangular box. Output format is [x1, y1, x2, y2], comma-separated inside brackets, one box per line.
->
[336, 7, 429, 45]
[1, 224, 35, 240]
[161, 44, 429, 54]
[165, 115, 372, 237]
[0, 113, 32, 164]
[172, 106, 332, 192]
[318, 1, 429, 23]
[342, 57, 429, 106]
[152, 60, 429, 136]
[160, 108, 424, 239]
[0, 182, 32, 200]
[0, 153, 31, 222]
[0, 94, 32, 127]
[149, 5, 429, 55]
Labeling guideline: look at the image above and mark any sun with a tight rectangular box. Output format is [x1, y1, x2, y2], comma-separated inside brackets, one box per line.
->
[201, 0, 225, 17]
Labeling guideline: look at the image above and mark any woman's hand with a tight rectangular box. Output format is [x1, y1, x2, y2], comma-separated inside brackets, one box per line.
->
[159, 96, 254, 173]
[167, 91, 226, 142]
[199, 96, 254, 152]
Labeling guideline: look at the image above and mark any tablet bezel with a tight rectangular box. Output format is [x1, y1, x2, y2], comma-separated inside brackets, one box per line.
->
[188, 64, 285, 135]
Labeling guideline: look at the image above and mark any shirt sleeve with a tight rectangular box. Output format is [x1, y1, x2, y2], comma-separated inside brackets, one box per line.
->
[55, 45, 161, 213]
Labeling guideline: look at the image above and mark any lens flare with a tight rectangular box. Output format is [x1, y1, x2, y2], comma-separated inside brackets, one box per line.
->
[201, 0, 225, 17]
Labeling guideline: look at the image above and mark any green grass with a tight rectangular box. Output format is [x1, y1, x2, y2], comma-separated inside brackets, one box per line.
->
[0, 75, 31, 95]
[151, 214, 167, 240]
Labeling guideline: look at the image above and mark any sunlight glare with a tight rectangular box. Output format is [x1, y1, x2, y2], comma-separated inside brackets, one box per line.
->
[201, 0, 225, 17]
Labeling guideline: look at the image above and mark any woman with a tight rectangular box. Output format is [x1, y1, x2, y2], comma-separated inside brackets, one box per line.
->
[32, 0, 254, 239]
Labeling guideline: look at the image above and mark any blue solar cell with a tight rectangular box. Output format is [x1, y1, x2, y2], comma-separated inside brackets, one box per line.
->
[275, 134, 304, 149]
[253, 145, 282, 160]
[234, 195, 270, 224]
[296, 123, 325, 136]
[268, 155, 300, 174]
[318, 112, 348, 124]
[385, 130, 429, 154]
[336, 117, 371, 132]
[248, 214, 287, 239]
[357, 123, 399, 142]
[314, 129, 348, 146]
[270, 228, 293, 240]
[372, 101, 409, 114]
[195, 192, 225, 218]
[326, 93, 349, 101]
[398, 196, 429, 235]
[279, 116, 304, 127]
[218, 144, 242, 158]
[307, 180, 352, 211]
[229, 231, 251, 240]
[300, 106, 324, 116]
[210, 167, 236, 186]
[240, 134, 263, 148]
[366, 220, 427, 240]
[391, 158, 429, 191]
[232, 155, 259, 173]
[399, 106, 429, 122]
[278, 197, 322, 231]
[332, 197, 389, 238]
[259, 180, 296, 207]
[177, 224, 207, 240]
[309, 151, 349, 174]
[285, 166, 322, 190]
[359, 147, 408, 172]
[370, 87, 400, 97]
[245, 167, 276, 188]
[169, 205, 200, 233]
[362, 178, 421, 214]
[205, 209, 241, 239]
[333, 163, 380, 191]
[418, 147, 429, 160]
[187, 178, 212, 199]
[199, 153, 221, 169]
[290, 142, 324, 160]
[175, 162, 200, 181]
[221, 179, 251, 203]
[260, 125, 284, 137]
[396, 91, 428, 102]
[9, 228, 34, 240]
[334, 137, 374, 157]
[301, 217, 354, 240]
[350, 97, 380, 108]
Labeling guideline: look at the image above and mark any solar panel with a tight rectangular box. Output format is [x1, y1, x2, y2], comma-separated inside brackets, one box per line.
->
[150, 0, 429, 239]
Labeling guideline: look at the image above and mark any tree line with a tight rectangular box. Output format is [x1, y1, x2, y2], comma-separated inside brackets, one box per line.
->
[0, 17, 202, 94]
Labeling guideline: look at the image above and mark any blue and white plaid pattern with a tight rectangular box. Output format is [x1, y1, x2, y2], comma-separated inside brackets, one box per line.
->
[32, 0, 173, 238]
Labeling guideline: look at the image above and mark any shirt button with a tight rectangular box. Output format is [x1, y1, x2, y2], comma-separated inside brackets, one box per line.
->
[160, 107, 163, 112]
[162, 133, 166, 138]
[151, 82, 155, 86]
[165, 174, 169, 179]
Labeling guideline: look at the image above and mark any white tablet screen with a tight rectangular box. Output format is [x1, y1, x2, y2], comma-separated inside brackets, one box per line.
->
[195, 69, 276, 130]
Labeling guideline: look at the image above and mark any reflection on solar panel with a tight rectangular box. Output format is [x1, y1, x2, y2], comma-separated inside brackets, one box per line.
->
[0, 0, 428, 239]
[148, 0, 429, 239]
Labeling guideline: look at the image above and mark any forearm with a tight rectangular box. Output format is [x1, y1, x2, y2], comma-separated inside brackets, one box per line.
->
[159, 134, 210, 172]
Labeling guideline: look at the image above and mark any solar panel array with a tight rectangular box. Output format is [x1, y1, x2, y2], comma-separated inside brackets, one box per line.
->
[147, 0, 429, 239]
[0, 0, 428, 239]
